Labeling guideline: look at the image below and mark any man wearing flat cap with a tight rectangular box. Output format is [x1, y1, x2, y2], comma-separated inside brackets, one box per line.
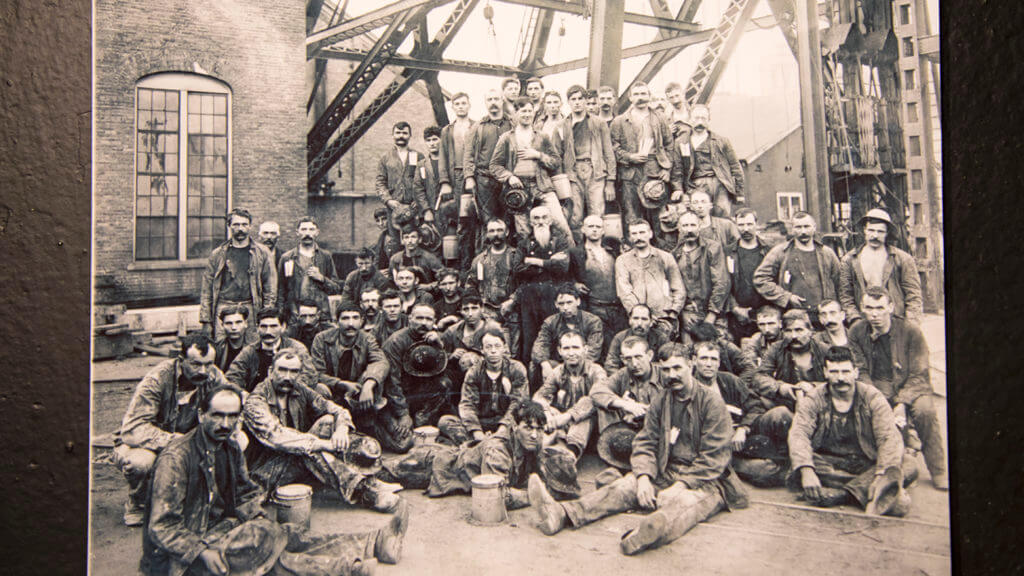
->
[839, 208, 923, 325]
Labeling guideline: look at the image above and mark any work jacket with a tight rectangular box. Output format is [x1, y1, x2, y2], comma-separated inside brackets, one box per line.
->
[243, 377, 352, 459]
[225, 337, 317, 393]
[117, 358, 230, 452]
[591, 365, 667, 431]
[752, 239, 841, 309]
[214, 332, 257, 373]
[286, 319, 334, 353]
[380, 327, 442, 421]
[414, 155, 444, 217]
[614, 247, 686, 318]
[686, 131, 745, 197]
[847, 317, 932, 406]
[697, 371, 765, 429]
[839, 245, 923, 324]
[788, 381, 903, 476]
[723, 237, 772, 312]
[488, 128, 563, 195]
[752, 339, 830, 407]
[550, 114, 617, 183]
[438, 118, 475, 186]
[199, 240, 276, 325]
[389, 247, 444, 284]
[532, 310, 605, 365]
[604, 328, 670, 374]
[310, 327, 390, 399]
[699, 216, 740, 252]
[630, 383, 745, 508]
[672, 236, 730, 316]
[464, 115, 512, 180]
[441, 318, 509, 355]
[144, 428, 265, 576]
[340, 268, 390, 307]
[375, 147, 422, 206]
[466, 247, 522, 308]
[512, 229, 572, 289]
[276, 244, 340, 319]
[534, 360, 606, 424]
[609, 108, 674, 183]
[459, 358, 529, 435]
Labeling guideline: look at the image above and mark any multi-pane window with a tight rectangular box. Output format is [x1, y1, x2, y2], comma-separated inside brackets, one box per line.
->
[135, 74, 230, 261]
[776, 191, 804, 221]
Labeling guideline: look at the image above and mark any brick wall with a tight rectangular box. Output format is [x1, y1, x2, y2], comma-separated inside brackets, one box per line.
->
[94, 0, 307, 306]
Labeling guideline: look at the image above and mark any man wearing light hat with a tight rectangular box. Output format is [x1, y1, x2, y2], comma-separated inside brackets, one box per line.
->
[838, 208, 923, 325]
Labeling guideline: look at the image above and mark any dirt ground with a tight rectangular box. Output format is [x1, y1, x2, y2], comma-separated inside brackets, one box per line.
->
[89, 316, 951, 575]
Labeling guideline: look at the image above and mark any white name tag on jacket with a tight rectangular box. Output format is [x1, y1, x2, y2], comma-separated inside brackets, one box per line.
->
[669, 426, 680, 445]
[420, 165, 426, 179]
[408, 151, 418, 166]
[284, 260, 294, 277]
[783, 270, 791, 284]
[727, 404, 743, 417]
[726, 256, 735, 274]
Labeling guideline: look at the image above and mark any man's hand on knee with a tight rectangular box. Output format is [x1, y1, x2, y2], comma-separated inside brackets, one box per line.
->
[636, 475, 658, 510]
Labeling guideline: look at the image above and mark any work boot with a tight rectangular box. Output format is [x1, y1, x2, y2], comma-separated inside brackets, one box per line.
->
[805, 487, 850, 508]
[619, 511, 667, 556]
[528, 474, 566, 536]
[594, 467, 623, 491]
[123, 500, 145, 527]
[437, 415, 470, 446]
[505, 487, 531, 510]
[375, 498, 410, 564]
[931, 470, 949, 491]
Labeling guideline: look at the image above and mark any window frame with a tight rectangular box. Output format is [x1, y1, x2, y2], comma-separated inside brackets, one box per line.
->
[133, 72, 232, 263]
[776, 191, 805, 222]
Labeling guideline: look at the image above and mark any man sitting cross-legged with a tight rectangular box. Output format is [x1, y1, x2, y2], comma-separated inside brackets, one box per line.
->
[528, 343, 748, 556]
[243, 351, 403, 514]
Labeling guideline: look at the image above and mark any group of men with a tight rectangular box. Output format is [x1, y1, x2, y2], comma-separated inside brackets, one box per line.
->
[112, 75, 947, 570]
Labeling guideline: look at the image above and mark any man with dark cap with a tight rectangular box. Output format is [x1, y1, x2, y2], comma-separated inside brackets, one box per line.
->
[528, 343, 747, 555]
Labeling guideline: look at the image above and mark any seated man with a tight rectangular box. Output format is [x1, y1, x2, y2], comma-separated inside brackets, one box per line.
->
[751, 309, 829, 412]
[287, 298, 335, 351]
[389, 226, 444, 284]
[531, 283, 604, 385]
[371, 289, 407, 347]
[533, 331, 605, 461]
[340, 247, 390, 307]
[243, 351, 402, 513]
[311, 302, 413, 454]
[392, 265, 435, 316]
[788, 346, 916, 516]
[449, 328, 529, 444]
[114, 333, 231, 526]
[740, 304, 782, 368]
[686, 321, 755, 385]
[849, 287, 947, 490]
[590, 336, 667, 469]
[604, 304, 670, 374]
[528, 343, 747, 555]
[440, 292, 509, 382]
[382, 304, 456, 430]
[144, 383, 410, 575]
[226, 306, 317, 393]
[431, 268, 464, 330]
[213, 304, 256, 372]
[691, 342, 790, 487]
[814, 299, 849, 347]
[383, 401, 581, 506]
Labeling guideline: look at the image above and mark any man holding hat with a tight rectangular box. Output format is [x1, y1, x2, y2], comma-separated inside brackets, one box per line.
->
[684, 105, 744, 218]
[382, 304, 455, 430]
[839, 208, 923, 325]
[243, 351, 401, 513]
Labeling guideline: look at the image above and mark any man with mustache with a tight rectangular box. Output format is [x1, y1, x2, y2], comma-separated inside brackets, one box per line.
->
[689, 189, 739, 250]
[277, 216, 339, 323]
[312, 302, 412, 454]
[200, 208, 276, 340]
[244, 351, 403, 513]
[213, 305, 256, 373]
[114, 333, 234, 526]
[724, 208, 771, 343]
[528, 343, 746, 555]
[838, 208, 923, 325]
[752, 309, 830, 414]
[341, 248, 389, 308]
[814, 299, 849, 347]
[258, 220, 281, 268]
[653, 202, 682, 252]
[286, 300, 333, 352]
[604, 305, 670, 374]
[753, 211, 841, 329]
[437, 92, 477, 269]
[389, 226, 443, 285]
[371, 290, 407, 348]
[466, 218, 523, 354]
[848, 288, 947, 490]
[376, 121, 422, 247]
[615, 218, 685, 338]
[432, 268, 464, 330]
[465, 89, 514, 248]
[358, 287, 382, 328]
[740, 305, 783, 368]
[382, 304, 454, 430]
[226, 307, 317, 394]
[685, 104, 744, 218]
[490, 97, 573, 242]
[610, 82, 676, 230]
[787, 345, 915, 514]
[673, 210, 730, 341]
[509, 206, 572, 361]
[596, 85, 616, 125]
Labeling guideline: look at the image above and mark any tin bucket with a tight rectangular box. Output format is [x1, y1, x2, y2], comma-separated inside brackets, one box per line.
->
[442, 235, 458, 261]
[414, 425, 439, 446]
[459, 193, 475, 218]
[470, 474, 507, 525]
[551, 174, 572, 200]
[273, 484, 313, 530]
[603, 214, 623, 240]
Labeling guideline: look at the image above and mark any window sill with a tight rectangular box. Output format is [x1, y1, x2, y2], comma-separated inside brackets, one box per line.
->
[127, 259, 207, 271]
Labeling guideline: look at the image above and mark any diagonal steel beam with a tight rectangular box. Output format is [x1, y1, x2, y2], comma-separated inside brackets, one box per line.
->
[319, 47, 524, 76]
[535, 28, 714, 76]
[493, 0, 699, 33]
[309, 0, 480, 187]
[424, 73, 450, 126]
[683, 0, 762, 106]
[306, 0, 453, 54]
[520, 9, 555, 70]
[308, 9, 421, 156]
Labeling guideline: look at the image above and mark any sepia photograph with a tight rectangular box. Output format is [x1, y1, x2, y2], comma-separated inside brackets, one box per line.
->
[89, 0, 948, 573]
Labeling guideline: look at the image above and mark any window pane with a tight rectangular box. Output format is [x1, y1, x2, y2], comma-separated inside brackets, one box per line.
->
[188, 113, 201, 133]
[153, 90, 165, 110]
[213, 94, 226, 115]
[139, 89, 151, 110]
[213, 116, 226, 134]
[166, 91, 179, 111]
[189, 93, 201, 111]
[166, 196, 178, 216]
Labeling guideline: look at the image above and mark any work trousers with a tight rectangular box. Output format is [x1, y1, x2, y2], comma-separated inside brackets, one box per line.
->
[561, 473, 725, 548]
[585, 300, 626, 361]
[787, 453, 917, 515]
[616, 171, 658, 238]
[510, 178, 574, 245]
[568, 160, 606, 228]
[548, 415, 595, 456]
[473, 174, 504, 250]
[691, 176, 733, 218]
[518, 282, 559, 362]
[731, 406, 794, 487]
[899, 394, 947, 479]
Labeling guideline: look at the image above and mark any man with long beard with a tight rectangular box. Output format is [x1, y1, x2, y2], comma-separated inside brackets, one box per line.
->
[528, 343, 746, 555]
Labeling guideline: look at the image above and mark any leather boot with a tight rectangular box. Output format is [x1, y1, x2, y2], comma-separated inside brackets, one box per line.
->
[619, 511, 667, 556]
[374, 498, 410, 564]
[528, 474, 566, 536]
[505, 487, 531, 510]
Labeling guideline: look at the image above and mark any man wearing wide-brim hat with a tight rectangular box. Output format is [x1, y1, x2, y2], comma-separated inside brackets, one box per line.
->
[838, 208, 923, 325]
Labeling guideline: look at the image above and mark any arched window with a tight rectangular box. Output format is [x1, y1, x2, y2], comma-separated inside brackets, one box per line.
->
[135, 73, 231, 261]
